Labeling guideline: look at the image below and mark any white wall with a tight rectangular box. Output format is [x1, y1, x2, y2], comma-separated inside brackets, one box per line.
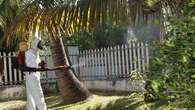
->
[82, 80, 145, 92]
[0, 85, 26, 100]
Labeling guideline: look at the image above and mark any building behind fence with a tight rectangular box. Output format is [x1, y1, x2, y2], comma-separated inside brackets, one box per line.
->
[0, 41, 149, 86]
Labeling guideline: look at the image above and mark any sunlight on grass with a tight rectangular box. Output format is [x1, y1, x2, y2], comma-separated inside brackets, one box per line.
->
[46, 94, 149, 110]
[0, 100, 26, 110]
[0, 92, 148, 110]
[0, 92, 193, 110]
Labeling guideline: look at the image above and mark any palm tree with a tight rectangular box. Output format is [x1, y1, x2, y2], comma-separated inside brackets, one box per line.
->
[0, 0, 22, 50]
[1, 0, 189, 104]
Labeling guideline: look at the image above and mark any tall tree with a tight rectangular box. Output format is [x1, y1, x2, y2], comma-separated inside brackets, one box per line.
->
[1, 0, 186, 104]
[0, 0, 22, 51]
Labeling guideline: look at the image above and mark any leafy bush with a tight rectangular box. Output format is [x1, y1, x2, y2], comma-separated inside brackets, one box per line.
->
[63, 24, 126, 50]
[145, 1, 195, 106]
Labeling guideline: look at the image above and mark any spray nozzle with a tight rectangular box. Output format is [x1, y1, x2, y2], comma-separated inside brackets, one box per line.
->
[61, 65, 71, 70]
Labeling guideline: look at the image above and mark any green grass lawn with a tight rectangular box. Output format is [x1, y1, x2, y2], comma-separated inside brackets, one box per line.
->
[0, 91, 194, 110]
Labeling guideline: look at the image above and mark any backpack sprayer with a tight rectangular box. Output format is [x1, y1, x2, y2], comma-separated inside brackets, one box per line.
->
[12, 51, 71, 72]
[12, 39, 71, 72]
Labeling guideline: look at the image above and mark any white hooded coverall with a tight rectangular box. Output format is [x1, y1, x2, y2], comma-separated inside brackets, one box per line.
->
[25, 37, 47, 110]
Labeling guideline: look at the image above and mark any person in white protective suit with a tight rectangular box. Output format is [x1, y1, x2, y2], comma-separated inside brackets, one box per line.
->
[19, 35, 47, 110]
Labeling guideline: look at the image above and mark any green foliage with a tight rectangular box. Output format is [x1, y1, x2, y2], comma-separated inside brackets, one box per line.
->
[0, 0, 23, 51]
[63, 24, 126, 50]
[145, 1, 195, 108]
[146, 0, 160, 7]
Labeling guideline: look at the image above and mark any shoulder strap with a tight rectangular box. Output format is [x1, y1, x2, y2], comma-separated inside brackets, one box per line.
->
[17, 51, 26, 67]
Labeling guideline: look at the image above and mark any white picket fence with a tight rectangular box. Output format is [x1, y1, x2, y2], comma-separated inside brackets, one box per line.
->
[79, 41, 149, 80]
[0, 52, 24, 85]
[0, 52, 52, 86]
[0, 46, 80, 86]
[0, 41, 149, 86]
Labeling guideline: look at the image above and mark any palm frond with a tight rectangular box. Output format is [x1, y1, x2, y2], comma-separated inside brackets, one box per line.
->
[3, 0, 188, 46]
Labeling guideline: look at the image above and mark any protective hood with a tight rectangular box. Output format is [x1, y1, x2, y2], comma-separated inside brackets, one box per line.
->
[31, 37, 40, 51]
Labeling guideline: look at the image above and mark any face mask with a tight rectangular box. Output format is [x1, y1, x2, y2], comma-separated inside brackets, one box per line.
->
[37, 41, 45, 50]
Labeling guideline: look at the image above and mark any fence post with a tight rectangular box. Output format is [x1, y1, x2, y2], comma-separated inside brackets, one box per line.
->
[146, 42, 149, 70]
[129, 41, 133, 73]
[100, 48, 104, 78]
[141, 42, 145, 73]
[133, 41, 137, 71]
[110, 47, 114, 77]
[94, 49, 97, 78]
[125, 45, 129, 77]
[107, 47, 111, 76]
[137, 42, 141, 72]
[84, 50, 87, 78]
[121, 45, 125, 77]
[90, 49, 94, 79]
[104, 48, 108, 77]
[97, 49, 101, 77]
[86, 50, 89, 78]
[117, 45, 121, 77]
[8, 52, 13, 84]
[3, 52, 8, 85]
[114, 46, 118, 77]
[79, 51, 82, 78]
[88, 50, 92, 79]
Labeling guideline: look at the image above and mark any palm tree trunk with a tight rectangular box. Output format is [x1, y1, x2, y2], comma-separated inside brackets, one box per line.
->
[49, 37, 92, 104]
